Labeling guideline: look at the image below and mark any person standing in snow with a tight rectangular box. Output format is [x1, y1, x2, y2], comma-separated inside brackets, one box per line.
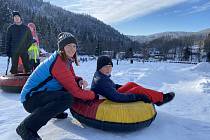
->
[16, 32, 95, 140]
[6, 11, 33, 74]
[27, 22, 40, 46]
[27, 23, 41, 71]
[28, 39, 40, 71]
[91, 55, 175, 105]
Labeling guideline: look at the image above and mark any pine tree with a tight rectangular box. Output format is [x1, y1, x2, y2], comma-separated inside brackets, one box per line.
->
[0, 0, 11, 32]
[204, 34, 210, 53]
[0, 0, 139, 54]
[95, 40, 101, 56]
[0, 0, 11, 53]
[183, 47, 191, 61]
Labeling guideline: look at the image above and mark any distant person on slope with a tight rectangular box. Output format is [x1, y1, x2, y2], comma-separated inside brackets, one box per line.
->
[16, 32, 95, 140]
[91, 55, 175, 105]
[6, 11, 33, 74]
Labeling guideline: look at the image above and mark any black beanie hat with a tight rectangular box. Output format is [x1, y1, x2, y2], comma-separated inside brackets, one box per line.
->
[57, 32, 77, 51]
[12, 11, 21, 18]
[32, 39, 37, 43]
[97, 56, 113, 71]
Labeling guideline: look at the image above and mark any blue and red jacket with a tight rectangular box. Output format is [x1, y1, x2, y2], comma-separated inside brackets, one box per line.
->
[20, 51, 95, 103]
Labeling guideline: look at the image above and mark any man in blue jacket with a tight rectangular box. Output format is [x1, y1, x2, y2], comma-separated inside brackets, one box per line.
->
[91, 56, 175, 104]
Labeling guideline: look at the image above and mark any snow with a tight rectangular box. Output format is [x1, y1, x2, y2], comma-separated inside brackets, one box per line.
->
[1, 57, 210, 140]
[190, 62, 210, 73]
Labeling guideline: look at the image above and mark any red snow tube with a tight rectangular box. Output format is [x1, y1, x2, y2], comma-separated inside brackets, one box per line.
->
[70, 98, 156, 131]
[0, 73, 29, 93]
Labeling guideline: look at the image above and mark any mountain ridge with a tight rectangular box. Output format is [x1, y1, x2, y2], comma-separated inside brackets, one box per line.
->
[128, 29, 210, 43]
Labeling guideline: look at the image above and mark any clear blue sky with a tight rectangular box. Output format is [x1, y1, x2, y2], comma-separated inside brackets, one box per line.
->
[45, 0, 210, 35]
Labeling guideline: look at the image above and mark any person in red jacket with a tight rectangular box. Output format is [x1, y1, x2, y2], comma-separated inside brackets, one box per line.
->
[16, 32, 95, 140]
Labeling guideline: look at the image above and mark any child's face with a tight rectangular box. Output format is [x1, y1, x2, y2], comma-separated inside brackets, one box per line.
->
[99, 65, 113, 75]
[64, 43, 77, 58]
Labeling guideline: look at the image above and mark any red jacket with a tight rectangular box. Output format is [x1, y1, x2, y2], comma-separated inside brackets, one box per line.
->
[21, 52, 95, 102]
[51, 55, 95, 100]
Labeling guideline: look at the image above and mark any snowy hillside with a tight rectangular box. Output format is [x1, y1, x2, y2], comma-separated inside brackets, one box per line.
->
[1, 56, 210, 140]
[128, 29, 210, 43]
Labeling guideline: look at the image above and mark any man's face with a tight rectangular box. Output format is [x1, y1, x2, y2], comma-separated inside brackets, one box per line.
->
[99, 65, 113, 75]
[13, 15, 21, 24]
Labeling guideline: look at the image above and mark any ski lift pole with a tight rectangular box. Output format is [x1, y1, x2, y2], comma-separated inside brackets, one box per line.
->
[5, 57, 10, 75]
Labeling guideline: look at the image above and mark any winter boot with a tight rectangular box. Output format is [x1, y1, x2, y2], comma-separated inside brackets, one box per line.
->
[155, 92, 175, 106]
[54, 112, 68, 119]
[16, 123, 42, 140]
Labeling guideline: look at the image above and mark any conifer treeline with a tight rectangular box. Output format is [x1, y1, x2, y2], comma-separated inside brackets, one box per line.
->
[0, 0, 139, 54]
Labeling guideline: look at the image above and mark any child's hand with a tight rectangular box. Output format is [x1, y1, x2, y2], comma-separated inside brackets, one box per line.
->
[79, 80, 88, 89]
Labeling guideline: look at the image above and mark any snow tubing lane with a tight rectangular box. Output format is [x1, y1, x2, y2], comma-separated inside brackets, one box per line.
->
[70, 99, 157, 131]
[0, 73, 29, 93]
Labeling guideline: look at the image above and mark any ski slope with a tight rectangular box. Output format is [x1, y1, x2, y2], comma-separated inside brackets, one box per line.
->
[1, 56, 210, 140]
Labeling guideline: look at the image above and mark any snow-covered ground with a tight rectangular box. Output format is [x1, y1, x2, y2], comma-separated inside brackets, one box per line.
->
[1, 56, 210, 140]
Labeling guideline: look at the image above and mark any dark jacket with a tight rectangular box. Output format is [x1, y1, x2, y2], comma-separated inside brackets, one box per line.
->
[91, 71, 150, 103]
[6, 23, 33, 56]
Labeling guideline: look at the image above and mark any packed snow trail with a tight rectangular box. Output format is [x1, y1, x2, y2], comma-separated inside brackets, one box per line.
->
[1, 56, 210, 140]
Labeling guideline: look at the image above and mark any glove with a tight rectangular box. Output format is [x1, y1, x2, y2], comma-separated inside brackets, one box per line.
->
[115, 84, 122, 90]
[76, 78, 83, 88]
[94, 94, 99, 100]
[136, 94, 151, 103]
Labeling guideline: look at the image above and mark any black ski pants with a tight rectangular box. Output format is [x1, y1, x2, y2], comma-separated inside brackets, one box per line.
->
[21, 91, 73, 132]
